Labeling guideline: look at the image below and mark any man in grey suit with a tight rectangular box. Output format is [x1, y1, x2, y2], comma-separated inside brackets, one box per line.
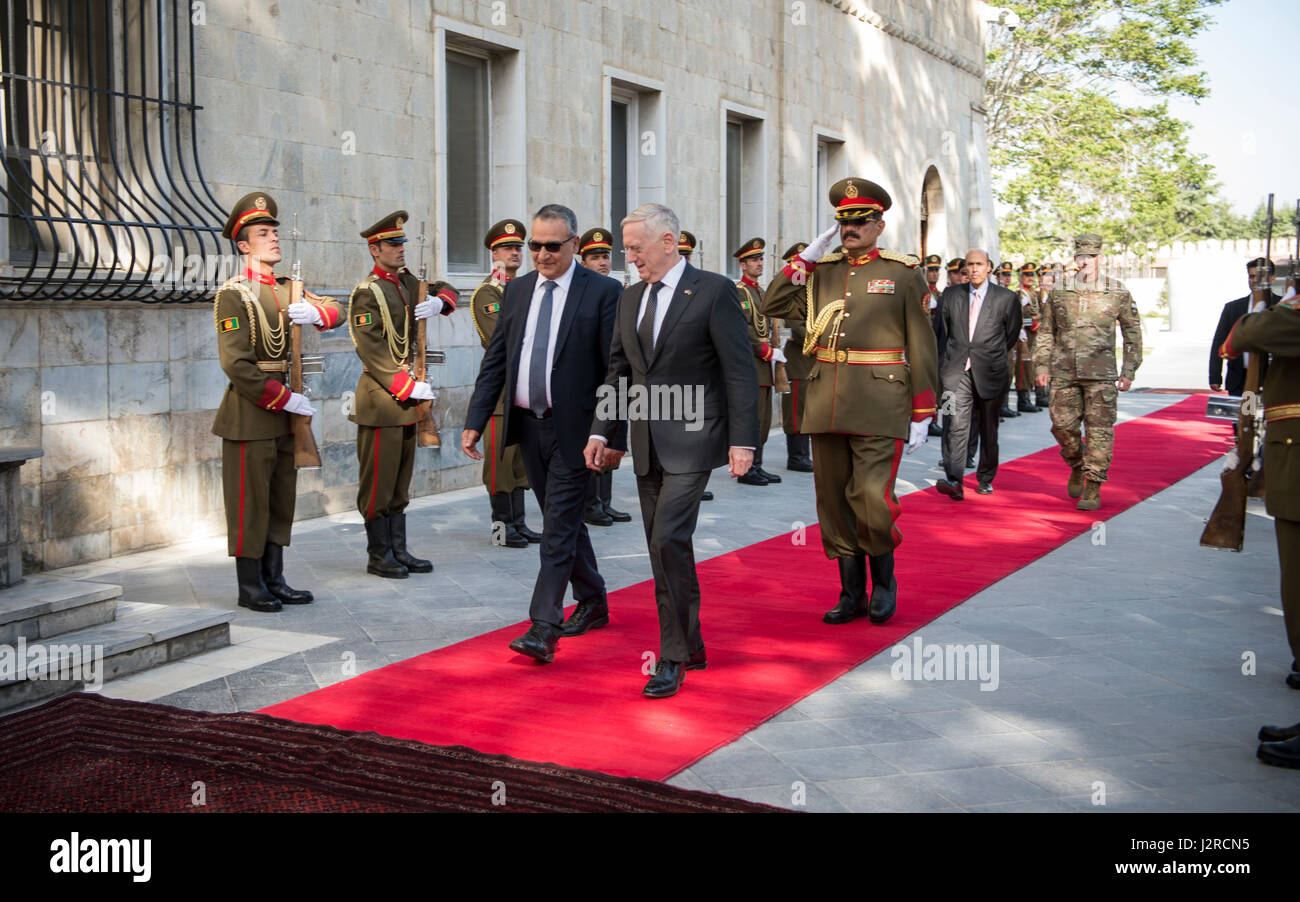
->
[935, 249, 1022, 499]
[585, 203, 759, 699]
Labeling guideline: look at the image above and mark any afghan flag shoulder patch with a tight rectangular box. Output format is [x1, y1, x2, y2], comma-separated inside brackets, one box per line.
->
[219, 316, 240, 333]
[484, 302, 500, 314]
[354, 312, 373, 326]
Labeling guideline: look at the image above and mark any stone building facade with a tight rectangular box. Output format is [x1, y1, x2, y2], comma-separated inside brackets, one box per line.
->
[0, 0, 995, 570]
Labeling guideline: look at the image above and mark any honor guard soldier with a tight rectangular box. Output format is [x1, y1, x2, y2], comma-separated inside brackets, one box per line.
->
[1033, 234, 1143, 511]
[470, 219, 541, 548]
[349, 211, 457, 578]
[677, 230, 697, 261]
[214, 192, 342, 612]
[995, 260, 1021, 418]
[578, 228, 632, 525]
[734, 237, 783, 486]
[947, 258, 968, 287]
[922, 254, 944, 316]
[1014, 262, 1042, 413]
[1035, 263, 1062, 409]
[779, 242, 814, 472]
[995, 261, 1015, 288]
[762, 177, 938, 626]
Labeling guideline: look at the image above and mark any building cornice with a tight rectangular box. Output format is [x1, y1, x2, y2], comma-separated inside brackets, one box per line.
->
[822, 0, 984, 78]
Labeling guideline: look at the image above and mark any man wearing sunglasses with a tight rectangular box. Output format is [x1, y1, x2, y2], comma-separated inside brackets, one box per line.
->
[762, 178, 938, 628]
[463, 204, 624, 664]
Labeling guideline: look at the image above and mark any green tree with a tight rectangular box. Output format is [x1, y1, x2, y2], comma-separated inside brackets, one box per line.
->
[988, 0, 1228, 259]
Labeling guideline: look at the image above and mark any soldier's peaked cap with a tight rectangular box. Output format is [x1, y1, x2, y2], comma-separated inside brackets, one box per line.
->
[947, 258, 964, 272]
[484, 219, 526, 250]
[1020, 262, 1039, 274]
[829, 177, 891, 220]
[360, 210, 409, 244]
[223, 192, 279, 241]
[579, 228, 612, 256]
[678, 231, 697, 253]
[924, 254, 943, 267]
[782, 242, 809, 261]
[734, 237, 765, 260]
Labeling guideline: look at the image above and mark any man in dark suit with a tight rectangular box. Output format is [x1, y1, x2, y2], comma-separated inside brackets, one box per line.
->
[935, 249, 1021, 499]
[1210, 257, 1280, 395]
[463, 204, 624, 664]
[585, 203, 759, 698]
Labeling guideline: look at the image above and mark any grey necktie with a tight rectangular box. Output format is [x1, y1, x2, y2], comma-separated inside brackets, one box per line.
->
[638, 281, 664, 358]
[528, 280, 557, 416]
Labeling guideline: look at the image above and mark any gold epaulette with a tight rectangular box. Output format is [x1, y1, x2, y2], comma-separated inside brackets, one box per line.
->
[879, 250, 918, 267]
[816, 252, 843, 264]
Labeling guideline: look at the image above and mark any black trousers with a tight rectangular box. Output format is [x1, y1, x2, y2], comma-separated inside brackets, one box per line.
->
[942, 370, 1002, 484]
[517, 412, 605, 627]
[636, 437, 710, 663]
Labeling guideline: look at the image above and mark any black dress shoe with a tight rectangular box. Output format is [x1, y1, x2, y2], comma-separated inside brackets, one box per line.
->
[1259, 721, 1300, 743]
[603, 503, 633, 522]
[643, 659, 684, 698]
[260, 543, 313, 604]
[786, 459, 814, 472]
[755, 466, 782, 484]
[936, 479, 964, 501]
[824, 555, 868, 624]
[584, 504, 614, 527]
[685, 647, 707, 671]
[737, 470, 769, 486]
[508, 621, 558, 663]
[560, 600, 610, 636]
[965, 455, 976, 468]
[976, 482, 993, 495]
[1257, 735, 1300, 769]
[701, 490, 714, 501]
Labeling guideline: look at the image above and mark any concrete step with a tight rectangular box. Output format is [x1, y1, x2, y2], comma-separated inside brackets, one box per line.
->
[0, 577, 121, 645]
[0, 601, 234, 713]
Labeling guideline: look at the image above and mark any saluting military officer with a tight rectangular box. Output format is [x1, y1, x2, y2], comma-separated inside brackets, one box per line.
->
[470, 219, 541, 548]
[1033, 233, 1143, 511]
[735, 237, 783, 486]
[1219, 293, 1300, 766]
[214, 192, 343, 612]
[762, 177, 938, 626]
[349, 211, 458, 578]
[779, 241, 814, 472]
[1013, 262, 1041, 413]
[578, 227, 632, 526]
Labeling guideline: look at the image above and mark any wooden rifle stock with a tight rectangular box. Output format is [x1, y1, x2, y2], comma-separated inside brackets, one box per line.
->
[288, 279, 322, 469]
[1199, 354, 1261, 551]
[414, 281, 440, 448]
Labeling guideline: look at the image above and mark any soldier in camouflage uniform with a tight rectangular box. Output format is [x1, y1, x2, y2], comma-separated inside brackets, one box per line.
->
[1033, 234, 1143, 511]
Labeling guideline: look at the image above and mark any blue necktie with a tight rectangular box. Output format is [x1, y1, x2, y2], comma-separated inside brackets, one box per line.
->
[528, 280, 556, 416]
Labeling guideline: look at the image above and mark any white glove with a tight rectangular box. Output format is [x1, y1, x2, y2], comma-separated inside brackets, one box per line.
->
[928, 296, 938, 310]
[288, 301, 323, 326]
[414, 299, 437, 320]
[906, 418, 931, 454]
[770, 348, 787, 364]
[409, 381, 435, 401]
[1019, 328, 1028, 342]
[800, 224, 840, 264]
[283, 392, 318, 417]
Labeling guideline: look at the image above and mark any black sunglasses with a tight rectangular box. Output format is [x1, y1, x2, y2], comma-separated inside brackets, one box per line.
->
[839, 216, 880, 227]
[528, 237, 575, 253]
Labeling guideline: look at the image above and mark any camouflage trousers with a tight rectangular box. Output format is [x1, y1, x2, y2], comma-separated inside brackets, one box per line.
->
[1048, 378, 1118, 483]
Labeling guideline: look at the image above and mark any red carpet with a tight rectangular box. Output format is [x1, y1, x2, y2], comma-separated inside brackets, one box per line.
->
[264, 395, 1229, 781]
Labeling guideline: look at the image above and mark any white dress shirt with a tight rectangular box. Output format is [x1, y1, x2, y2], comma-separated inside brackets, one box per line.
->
[636, 256, 687, 345]
[966, 280, 988, 371]
[514, 258, 578, 411]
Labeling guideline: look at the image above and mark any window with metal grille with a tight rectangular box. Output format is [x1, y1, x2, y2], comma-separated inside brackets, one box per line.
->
[1, 0, 223, 302]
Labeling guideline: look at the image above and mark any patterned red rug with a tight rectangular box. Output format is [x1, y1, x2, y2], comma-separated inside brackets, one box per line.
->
[0, 694, 782, 813]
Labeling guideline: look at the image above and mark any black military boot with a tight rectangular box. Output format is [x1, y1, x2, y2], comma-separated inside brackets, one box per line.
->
[824, 555, 868, 624]
[365, 518, 408, 579]
[1036, 383, 1050, 408]
[1000, 394, 1020, 418]
[598, 470, 632, 521]
[260, 543, 312, 604]
[583, 473, 613, 526]
[754, 445, 781, 483]
[510, 489, 543, 542]
[867, 552, 898, 623]
[237, 557, 281, 613]
[786, 434, 813, 472]
[490, 493, 529, 548]
[389, 512, 432, 573]
[1018, 390, 1040, 413]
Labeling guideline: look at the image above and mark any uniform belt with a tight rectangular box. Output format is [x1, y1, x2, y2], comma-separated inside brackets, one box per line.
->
[814, 347, 905, 365]
[360, 364, 410, 374]
[257, 360, 289, 373]
[1265, 402, 1300, 422]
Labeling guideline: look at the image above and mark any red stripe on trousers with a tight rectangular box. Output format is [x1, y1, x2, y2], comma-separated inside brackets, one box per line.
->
[368, 428, 380, 519]
[884, 438, 904, 548]
[236, 442, 246, 556]
[489, 418, 498, 493]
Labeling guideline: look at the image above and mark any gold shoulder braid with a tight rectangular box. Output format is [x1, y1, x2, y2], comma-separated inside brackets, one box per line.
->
[368, 276, 411, 368]
[816, 252, 844, 264]
[878, 249, 918, 267]
[470, 282, 494, 344]
[345, 279, 370, 351]
[216, 274, 285, 356]
[739, 282, 767, 338]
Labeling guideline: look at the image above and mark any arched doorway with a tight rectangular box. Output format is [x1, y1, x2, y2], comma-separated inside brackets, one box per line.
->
[919, 166, 946, 260]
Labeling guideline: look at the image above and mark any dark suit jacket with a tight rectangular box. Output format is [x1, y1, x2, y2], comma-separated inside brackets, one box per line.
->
[937, 282, 1021, 398]
[591, 263, 759, 476]
[466, 263, 624, 470]
[1210, 293, 1281, 395]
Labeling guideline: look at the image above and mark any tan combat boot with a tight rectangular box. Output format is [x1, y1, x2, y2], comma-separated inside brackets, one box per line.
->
[1067, 466, 1086, 499]
[1076, 480, 1101, 511]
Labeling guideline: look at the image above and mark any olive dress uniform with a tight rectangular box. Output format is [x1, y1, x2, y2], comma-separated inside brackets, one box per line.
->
[763, 178, 938, 626]
[349, 211, 458, 577]
[780, 242, 814, 470]
[735, 237, 779, 485]
[1015, 263, 1041, 413]
[213, 192, 342, 611]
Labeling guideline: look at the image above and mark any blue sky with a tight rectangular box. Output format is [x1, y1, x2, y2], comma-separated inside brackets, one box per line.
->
[1167, 0, 1300, 215]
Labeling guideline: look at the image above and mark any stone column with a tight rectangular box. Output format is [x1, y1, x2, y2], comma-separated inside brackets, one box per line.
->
[0, 448, 42, 588]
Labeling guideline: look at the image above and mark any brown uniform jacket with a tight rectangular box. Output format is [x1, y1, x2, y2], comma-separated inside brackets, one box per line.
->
[211, 273, 341, 441]
[470, 271, 511, 416]
[348, 267, 457, 428]
[1223, 300, 1300, 521]
[762, 249, 939, 439]
[737, 278, 774, 388]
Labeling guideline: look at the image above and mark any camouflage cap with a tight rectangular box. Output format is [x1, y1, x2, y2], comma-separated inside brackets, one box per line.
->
[1074, 233, 1104, 255]
[223, 191, 279, 241]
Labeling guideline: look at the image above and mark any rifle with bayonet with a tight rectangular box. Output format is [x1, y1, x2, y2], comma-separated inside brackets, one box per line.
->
[413, 222, 444, 448]
[288, 215, 324, 469]
[1201, 193, 1274, 550]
